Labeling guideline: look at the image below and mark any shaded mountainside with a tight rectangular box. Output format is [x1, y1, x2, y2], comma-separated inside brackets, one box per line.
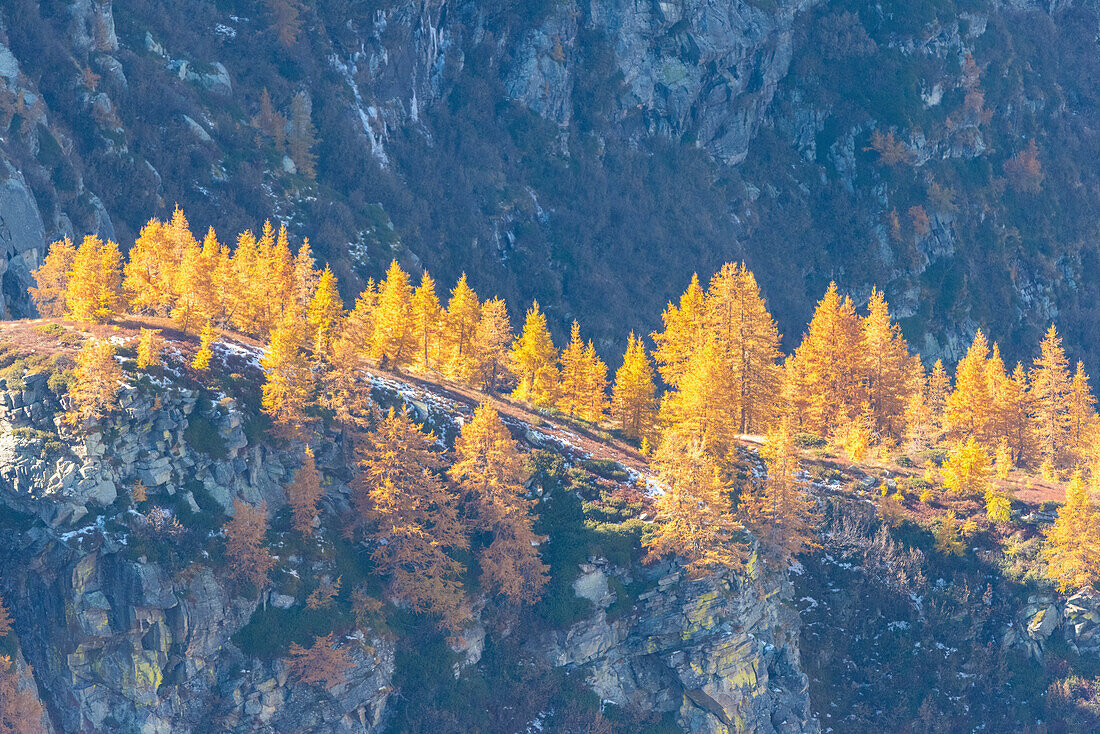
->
[0, 0, 1099, 367]
[0, 320, 817, 733]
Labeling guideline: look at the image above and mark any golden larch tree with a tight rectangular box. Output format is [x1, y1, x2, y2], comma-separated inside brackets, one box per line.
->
[66, 235, 124, 323]
[69, 338, 122, 423]
[372, 260, 416, 370]
[659, 340, 735, 455]
[30, 236, 76, 317]
[1043, 471, 1100, 592]
[942, 437, 992, 497]
[611, 332, 657, 441]
[191, 322, 216, 371]
[261, 320, 315, 438]
[651, 273, 707, 388]
[356, 408, 469, 627]
[1031, 325, 1072, 468]
[287, 633, 354, 690]
[444, 274, 481, 380]
[858, 288, 913, 438]
[509, 300, 559, 408]
[411, 271, 444, 374]
[306, 266, 345, 361]
[136, 328, 163, 370]
[944, 330, 992, 441]
[288, 446, 323, 536]
[579, 341, 609, 422]
[1068, 361, 1096, 465]
[449, 403, 548, 604]
[223, 500, 275, 590]
[471, 297, 513, 392]
[927, 359, 951, 435]
[740, 419, 821, 563]
[557, 321, 587, 419]
[643, 431, 747, 576]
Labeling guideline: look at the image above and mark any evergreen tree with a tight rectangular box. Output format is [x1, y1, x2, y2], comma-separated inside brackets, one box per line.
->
[1043, 471, 1100, 592]
[450, 403, 548, 604]
[741, 419, 821, 563]
[934, 512, 966, 556]
[30, 236, 76, 317]
[557, 321, 587, 419]
[643, 431, 747, 575]
[611, 333, 657, 441]
[509, 301, 558, 408]
[288, 446, 323, 536]
[66, 235, 124, 323]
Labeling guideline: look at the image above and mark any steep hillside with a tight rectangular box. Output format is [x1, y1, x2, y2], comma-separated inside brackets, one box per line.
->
[0, 0, 1098, 368]
[0, 319, 817, 733]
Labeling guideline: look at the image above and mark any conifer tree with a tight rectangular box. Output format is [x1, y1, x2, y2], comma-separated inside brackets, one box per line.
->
[223, 500, 274, 590]
[1031, 325, 1072, 468]
[660, 340, 735, 454]
[611, 333, 657, 441]
[509, 301, 558, 408]
[30, 236, 76, 317]
[934, 512, 965, 556]
[444, 274, 481, 380]
[411, 272, 444, 374]
[136, 328, 163, 370]
[1068, 361, 1096, 465]
[740, 419, 821, 563]
[643, 431, 747, 575]
[927, 359, 951, 435]
[0, 590, 10, 637]
[373, 260, 415, 369]
[995, 438, 1013, 480]
[66, 235, 124, 323]
[124, 215, 182, 316]
[255, 87, 285, 149]
[859, 288, 912, 438]
[557, 321, 587, 419]
[287, 633, 354, 689]
[306, 266, 345, 361]
[293, 240, 320, 307]
[338, 282, 377, 364]
[69, 338, 122, 424]
[783, 283, 863, 435]
[226, 230, 262, 335]
[1043, 470, 1100, 592]
[704, 263, 783, 433]
[471, 297, 513, 392]
[944, 330, 992, 441]
[989, 358, 1034, 465]
[450, 403, 548, 604]
[261, 321, 315, 438]
[288, 446, 323, 536]
[651, 273, 707, 388]
[191, 322, 216, 371]
[355, 408, 470, 626]
[171, 229, 219, 331]
[942, 437, 991, 497]
[580, 341, 609, 422]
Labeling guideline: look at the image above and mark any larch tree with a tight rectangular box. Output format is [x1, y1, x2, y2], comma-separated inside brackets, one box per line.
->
[355, 407, 470, 627]
[306, 266, 345, 361]
[927, 359, 951, 436]
[0, 590, 10, 637]
[579, 341, 609, 422]
[444, 274, 481, 380]
[557, 321, 587, 419]
[191, 322, 216, 371]
[411, 272, 444, 374]
[449, 403, 548, 604]
[1031, 325, 1072, 469]
[934, 511, 965, 557]
[293, 240, 321, 308]
[651, 273, 707, 388]
[66, 235, 124, 323]
[124, 215, 181, 316]
[1042, 470, 1100, 592]
[942, 437, 992, 498]
[136, 328, 163, 370]
[261, 320, 315, 438]
[69, 338, 122, 424]
[171, 229, 217, 332]
[740, 419, 821, 563]
[30, 236, 76, 317]
[944, 330, 992, 441]
[859, 288, 912, 438]
[338, 282, 377, 364]
[288, 446, 323, 536]
[659, 340, 735, 455]
[643, 431, 747, 576]
[471, 297, 513, 392]
[783, 283, 863, 435]
[705, 263, 783, 433]
[611, 332, 657, 441]
[223, 500, 275, 591]
[509, 301, 559, 408]
[287, 633, 354, 690]
[1068, 361, 1096, 465]
[372, 260, 415, 369]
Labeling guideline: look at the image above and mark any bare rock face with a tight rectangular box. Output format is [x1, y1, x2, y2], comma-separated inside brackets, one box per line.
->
[0, 161, 46, 318]
[546, 557, 818, 733]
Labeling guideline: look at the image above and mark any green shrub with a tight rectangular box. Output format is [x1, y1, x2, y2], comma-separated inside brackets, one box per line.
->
[33, 323, 66, 338]
[0, 359, 27, 391]
[185, 414, 228, 460]
[795, 433, 828, 449]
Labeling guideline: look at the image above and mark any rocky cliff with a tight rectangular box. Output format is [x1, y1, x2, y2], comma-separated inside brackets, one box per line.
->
[1, 0, 1099, 368]
[0, 329, 815, 733]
